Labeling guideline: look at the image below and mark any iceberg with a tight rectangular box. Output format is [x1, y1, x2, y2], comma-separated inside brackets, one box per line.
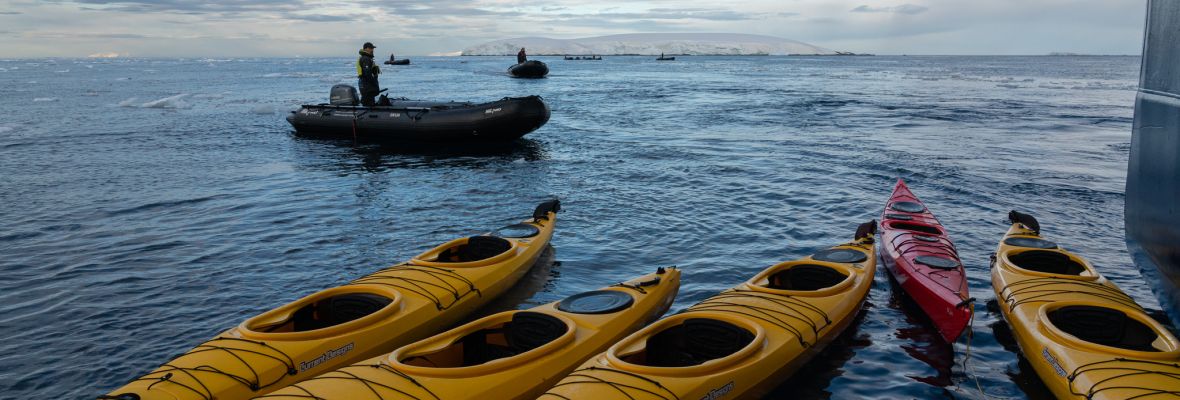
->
[462, 33, 836, 56]
[141, 94, 190, 109]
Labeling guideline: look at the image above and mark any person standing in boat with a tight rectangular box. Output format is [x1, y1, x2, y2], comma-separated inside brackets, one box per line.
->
[356, 42, 381, 107]
[517, 48, 527, 64]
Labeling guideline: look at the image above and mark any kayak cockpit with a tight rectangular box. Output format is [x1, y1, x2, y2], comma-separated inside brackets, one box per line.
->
[239, 286, 402, 339]
[412, 235, 518, 268]
[1038, 301, 1180, 357]
[1001, 248, 1098, 279]
[747, 261, 857, 297]
[390, 311, 575, 375]
[885, 220, 943, 236]
[401, 311, 567, 368]
[620, 318, 754, 367]
[605, 313, 765, 374]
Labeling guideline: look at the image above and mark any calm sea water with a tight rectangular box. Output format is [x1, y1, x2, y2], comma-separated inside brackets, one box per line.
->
[0, 55, 1147, 399]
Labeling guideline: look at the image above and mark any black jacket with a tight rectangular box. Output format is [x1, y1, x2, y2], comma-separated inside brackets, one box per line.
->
[357, 50, 380, 90]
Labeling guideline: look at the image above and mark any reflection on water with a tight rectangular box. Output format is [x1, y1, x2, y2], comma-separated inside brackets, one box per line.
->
[772, 305, 873, 399]
[290, 136, 548, 172]
[465, 246, 560, 321]
[987, 300, 1056, 400]
[886, 275, 956, 388]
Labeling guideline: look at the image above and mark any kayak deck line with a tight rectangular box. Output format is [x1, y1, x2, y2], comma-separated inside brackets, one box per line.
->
[119, 337, 300, 399]
[886, 229, 963, 295]
[688, 288, 833, 347]
[542, 366, 680, 400]
[995, 277, 1139, 311]
[350, 263, 482, 311]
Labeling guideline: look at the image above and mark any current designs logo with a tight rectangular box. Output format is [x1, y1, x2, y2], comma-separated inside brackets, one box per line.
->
[299, 342, 355, 372]
[1042, 347, 1066, 377]
[701, 381, 735, 400]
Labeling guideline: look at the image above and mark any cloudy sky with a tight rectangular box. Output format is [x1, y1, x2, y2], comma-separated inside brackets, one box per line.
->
[0, 0, 1147, 57]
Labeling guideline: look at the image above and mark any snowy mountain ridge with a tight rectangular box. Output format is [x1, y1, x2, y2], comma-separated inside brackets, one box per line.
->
[461, 33, 836, 56]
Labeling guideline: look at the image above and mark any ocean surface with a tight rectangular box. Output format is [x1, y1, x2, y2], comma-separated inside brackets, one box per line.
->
[0, 55, 1149, 399]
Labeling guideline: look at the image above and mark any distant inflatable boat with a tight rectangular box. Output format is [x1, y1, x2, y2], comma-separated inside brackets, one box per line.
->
[286, 85, 549, 143]
[656, 56, 675, 61]
[384, 59, 410, 65]
[508, 60, 548, 78]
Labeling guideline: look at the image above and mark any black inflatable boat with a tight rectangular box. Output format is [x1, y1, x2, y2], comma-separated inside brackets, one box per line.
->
[384, 59, 410, 65]
[286, 85, 550, 143]
[508, 60, 548, 78]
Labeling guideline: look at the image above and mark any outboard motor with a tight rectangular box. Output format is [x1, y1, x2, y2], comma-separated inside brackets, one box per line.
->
[330, 84, 359, 106]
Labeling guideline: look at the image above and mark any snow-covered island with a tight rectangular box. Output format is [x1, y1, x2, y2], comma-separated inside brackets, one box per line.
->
[461, 33, 837, 56]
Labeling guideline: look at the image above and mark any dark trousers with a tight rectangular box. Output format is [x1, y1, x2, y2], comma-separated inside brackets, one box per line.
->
[359, 83, 379, 107]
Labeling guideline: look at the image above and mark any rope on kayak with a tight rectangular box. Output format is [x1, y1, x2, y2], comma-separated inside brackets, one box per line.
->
[958, 302, 1000, 400]
[255, 363, 442, 400]
[124, 337, 297, 399]
[1066, 358, 1180, 399]
[997, 278, 1139, 311]
[539, 366, 681, 400]
[612, 273, 666, 294]
[351, 263, 481, 310]
[687, 288, 831, 347]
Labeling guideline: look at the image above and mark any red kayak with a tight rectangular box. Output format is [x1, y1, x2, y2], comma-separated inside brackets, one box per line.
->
[878, 179, 972, 343]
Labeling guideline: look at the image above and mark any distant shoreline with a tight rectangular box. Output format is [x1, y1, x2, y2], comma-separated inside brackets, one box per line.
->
[459, 53, 873, 57]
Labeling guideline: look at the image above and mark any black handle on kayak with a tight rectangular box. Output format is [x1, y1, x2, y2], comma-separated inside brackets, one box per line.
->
[855, 219, 878, 240]
[533, 199, 561, 221]
[1008, 210, 1040, 234]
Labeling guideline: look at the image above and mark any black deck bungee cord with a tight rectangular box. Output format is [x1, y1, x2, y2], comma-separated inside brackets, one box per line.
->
[612, 275, 663, 294]
[888, 232, 966, 296]
[539, 366, 681, 400]
[1065, 358, 1180, 399]
[688, 288, 832, 347]
[117, 260, 484, 399]
[122, 336, 298, 399]
[351, 263, 481, 310]
[255, 363, 442, 400]
[998, 277, 1139, 311]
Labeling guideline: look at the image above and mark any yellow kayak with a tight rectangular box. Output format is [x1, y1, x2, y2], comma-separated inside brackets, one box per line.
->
[100, 200, 560, 400]
[993, 211, 1180, 400]
[541, 221, 878, 400]
[256, 267, 680, 400]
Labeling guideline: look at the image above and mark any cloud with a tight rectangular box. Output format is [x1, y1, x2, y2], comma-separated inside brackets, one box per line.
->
[851, 4, 929, 15]
[0, 0, 1147, 57]
[283, 13, 373, 23]
[25, 31, 154, 39]
[553, 9, 755, 22]
[65, 0, 304, 13]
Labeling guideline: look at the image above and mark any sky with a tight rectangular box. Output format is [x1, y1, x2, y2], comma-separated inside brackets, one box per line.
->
[0, 0, 1148, 57]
